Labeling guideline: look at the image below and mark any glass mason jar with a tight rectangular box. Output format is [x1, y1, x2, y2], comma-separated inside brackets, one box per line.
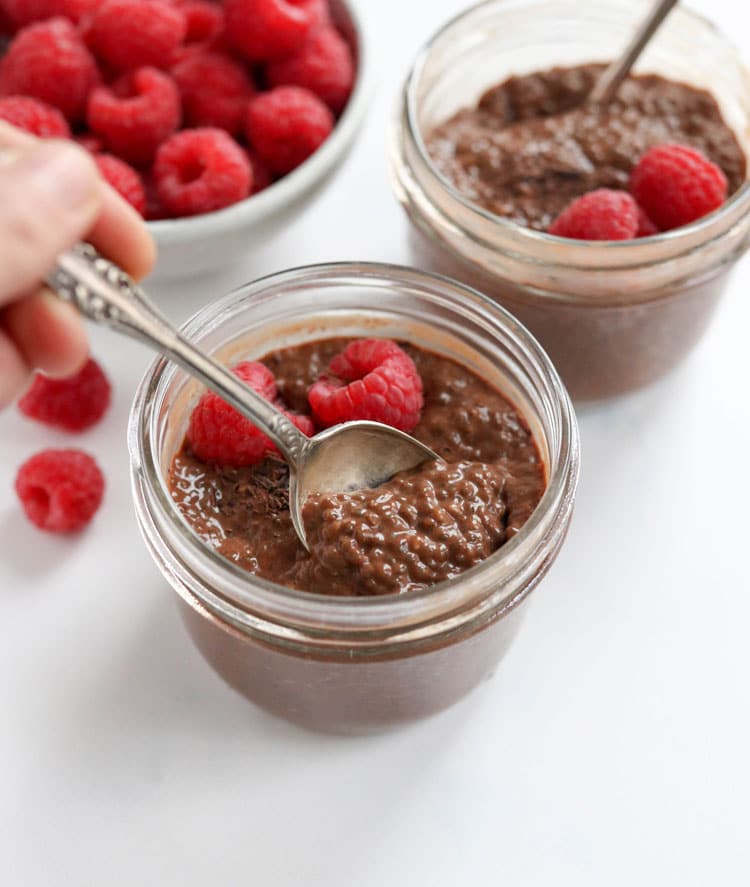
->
[391, 0, 750, 401]
[128, 264, 579, 734]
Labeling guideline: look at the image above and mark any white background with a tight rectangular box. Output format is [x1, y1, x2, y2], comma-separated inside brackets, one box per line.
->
[2, 1, 749, 884]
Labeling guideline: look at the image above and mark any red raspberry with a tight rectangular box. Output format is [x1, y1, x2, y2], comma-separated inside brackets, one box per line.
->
[630, 143, 728, 231]
[87, 67, 181, 167]
[95, 154, 147, 215]
[548, 188, 639, 240]
[187, 361, 313, 466]
[86, 0, 187, 72]
[0, 18, 99, 122]
[173, 0, 225, 47]
[636, 206, 659, 237]
[224, 0, 328, 62]
[266, 26, 354, 114]
[0, 96, 71, 137]
[0, 7, 13, 34]
[153, 127, 251, 216]
[247, 150, 273, 194]
[15, 449, 105, 532]
[2, 0, 97, 26]
[308, 339, 423, 433]
[246, 86, 333, 175]
[172, 51, 255, 136]
[18, 357, 111, 432]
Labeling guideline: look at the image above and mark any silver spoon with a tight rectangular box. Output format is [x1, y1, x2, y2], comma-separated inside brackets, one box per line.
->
[45, 244, 438, 550]
[588, 0, 679, 105]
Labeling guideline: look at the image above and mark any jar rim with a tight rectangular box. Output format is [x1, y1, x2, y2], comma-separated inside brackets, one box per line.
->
[402, 0, 750, 256]
[129, 262, 579, 637]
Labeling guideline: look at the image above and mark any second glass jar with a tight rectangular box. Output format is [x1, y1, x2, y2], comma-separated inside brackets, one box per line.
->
[392, 0, 750, 400]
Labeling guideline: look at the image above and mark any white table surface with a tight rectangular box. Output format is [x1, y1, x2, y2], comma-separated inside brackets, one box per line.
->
[2, 1, 749, 884]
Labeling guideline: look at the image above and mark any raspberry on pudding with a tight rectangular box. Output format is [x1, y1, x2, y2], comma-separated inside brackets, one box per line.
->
[546, 144, 730, 239]
[168, 337, 547, 597]
[630, 143, 728, 231]
[307, 338, 423, 432]
[547, 189, 640, 240]
[186, 360, 313, 465]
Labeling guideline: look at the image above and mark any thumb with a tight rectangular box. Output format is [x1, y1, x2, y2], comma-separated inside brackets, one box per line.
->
[0, 140, 102, 305]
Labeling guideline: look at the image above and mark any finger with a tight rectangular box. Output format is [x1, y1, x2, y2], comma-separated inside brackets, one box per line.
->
[0, 140, 103, 305]
[0, 327, 31, 410]
[2, 289, 89, 379]
[0, 122, 156, 281]
[90, 190, 156, 281]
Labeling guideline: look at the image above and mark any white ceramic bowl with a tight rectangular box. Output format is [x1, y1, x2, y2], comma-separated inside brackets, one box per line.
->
[145, 0, 371, 283]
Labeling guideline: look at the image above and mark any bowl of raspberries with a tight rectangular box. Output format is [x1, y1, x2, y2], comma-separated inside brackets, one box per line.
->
[0, 0, 369, 279]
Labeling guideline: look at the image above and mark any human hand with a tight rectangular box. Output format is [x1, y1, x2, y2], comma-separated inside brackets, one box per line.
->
[0, 122, 155, 408]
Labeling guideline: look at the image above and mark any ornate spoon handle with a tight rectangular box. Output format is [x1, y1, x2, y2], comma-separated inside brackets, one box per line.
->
[47, 242, 175, 339]
[45, 243, 309, 464]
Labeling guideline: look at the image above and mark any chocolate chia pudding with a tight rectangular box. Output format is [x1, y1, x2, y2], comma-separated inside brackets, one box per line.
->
[426, 64, 745, 231]
[394, 8, 750, 402]
[131, 263, 579, 731]
[168, 339, 546, 597]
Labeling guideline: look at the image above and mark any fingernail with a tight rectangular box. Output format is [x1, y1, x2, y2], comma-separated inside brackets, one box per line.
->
[16, 142, 99, 211]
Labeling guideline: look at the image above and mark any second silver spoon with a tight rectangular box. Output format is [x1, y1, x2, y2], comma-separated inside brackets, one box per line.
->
[588, 0, 679, 105]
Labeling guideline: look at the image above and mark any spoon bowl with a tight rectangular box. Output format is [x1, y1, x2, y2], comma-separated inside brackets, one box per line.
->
[46, 244, 438, 550]
[289, 421, 439, 546]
